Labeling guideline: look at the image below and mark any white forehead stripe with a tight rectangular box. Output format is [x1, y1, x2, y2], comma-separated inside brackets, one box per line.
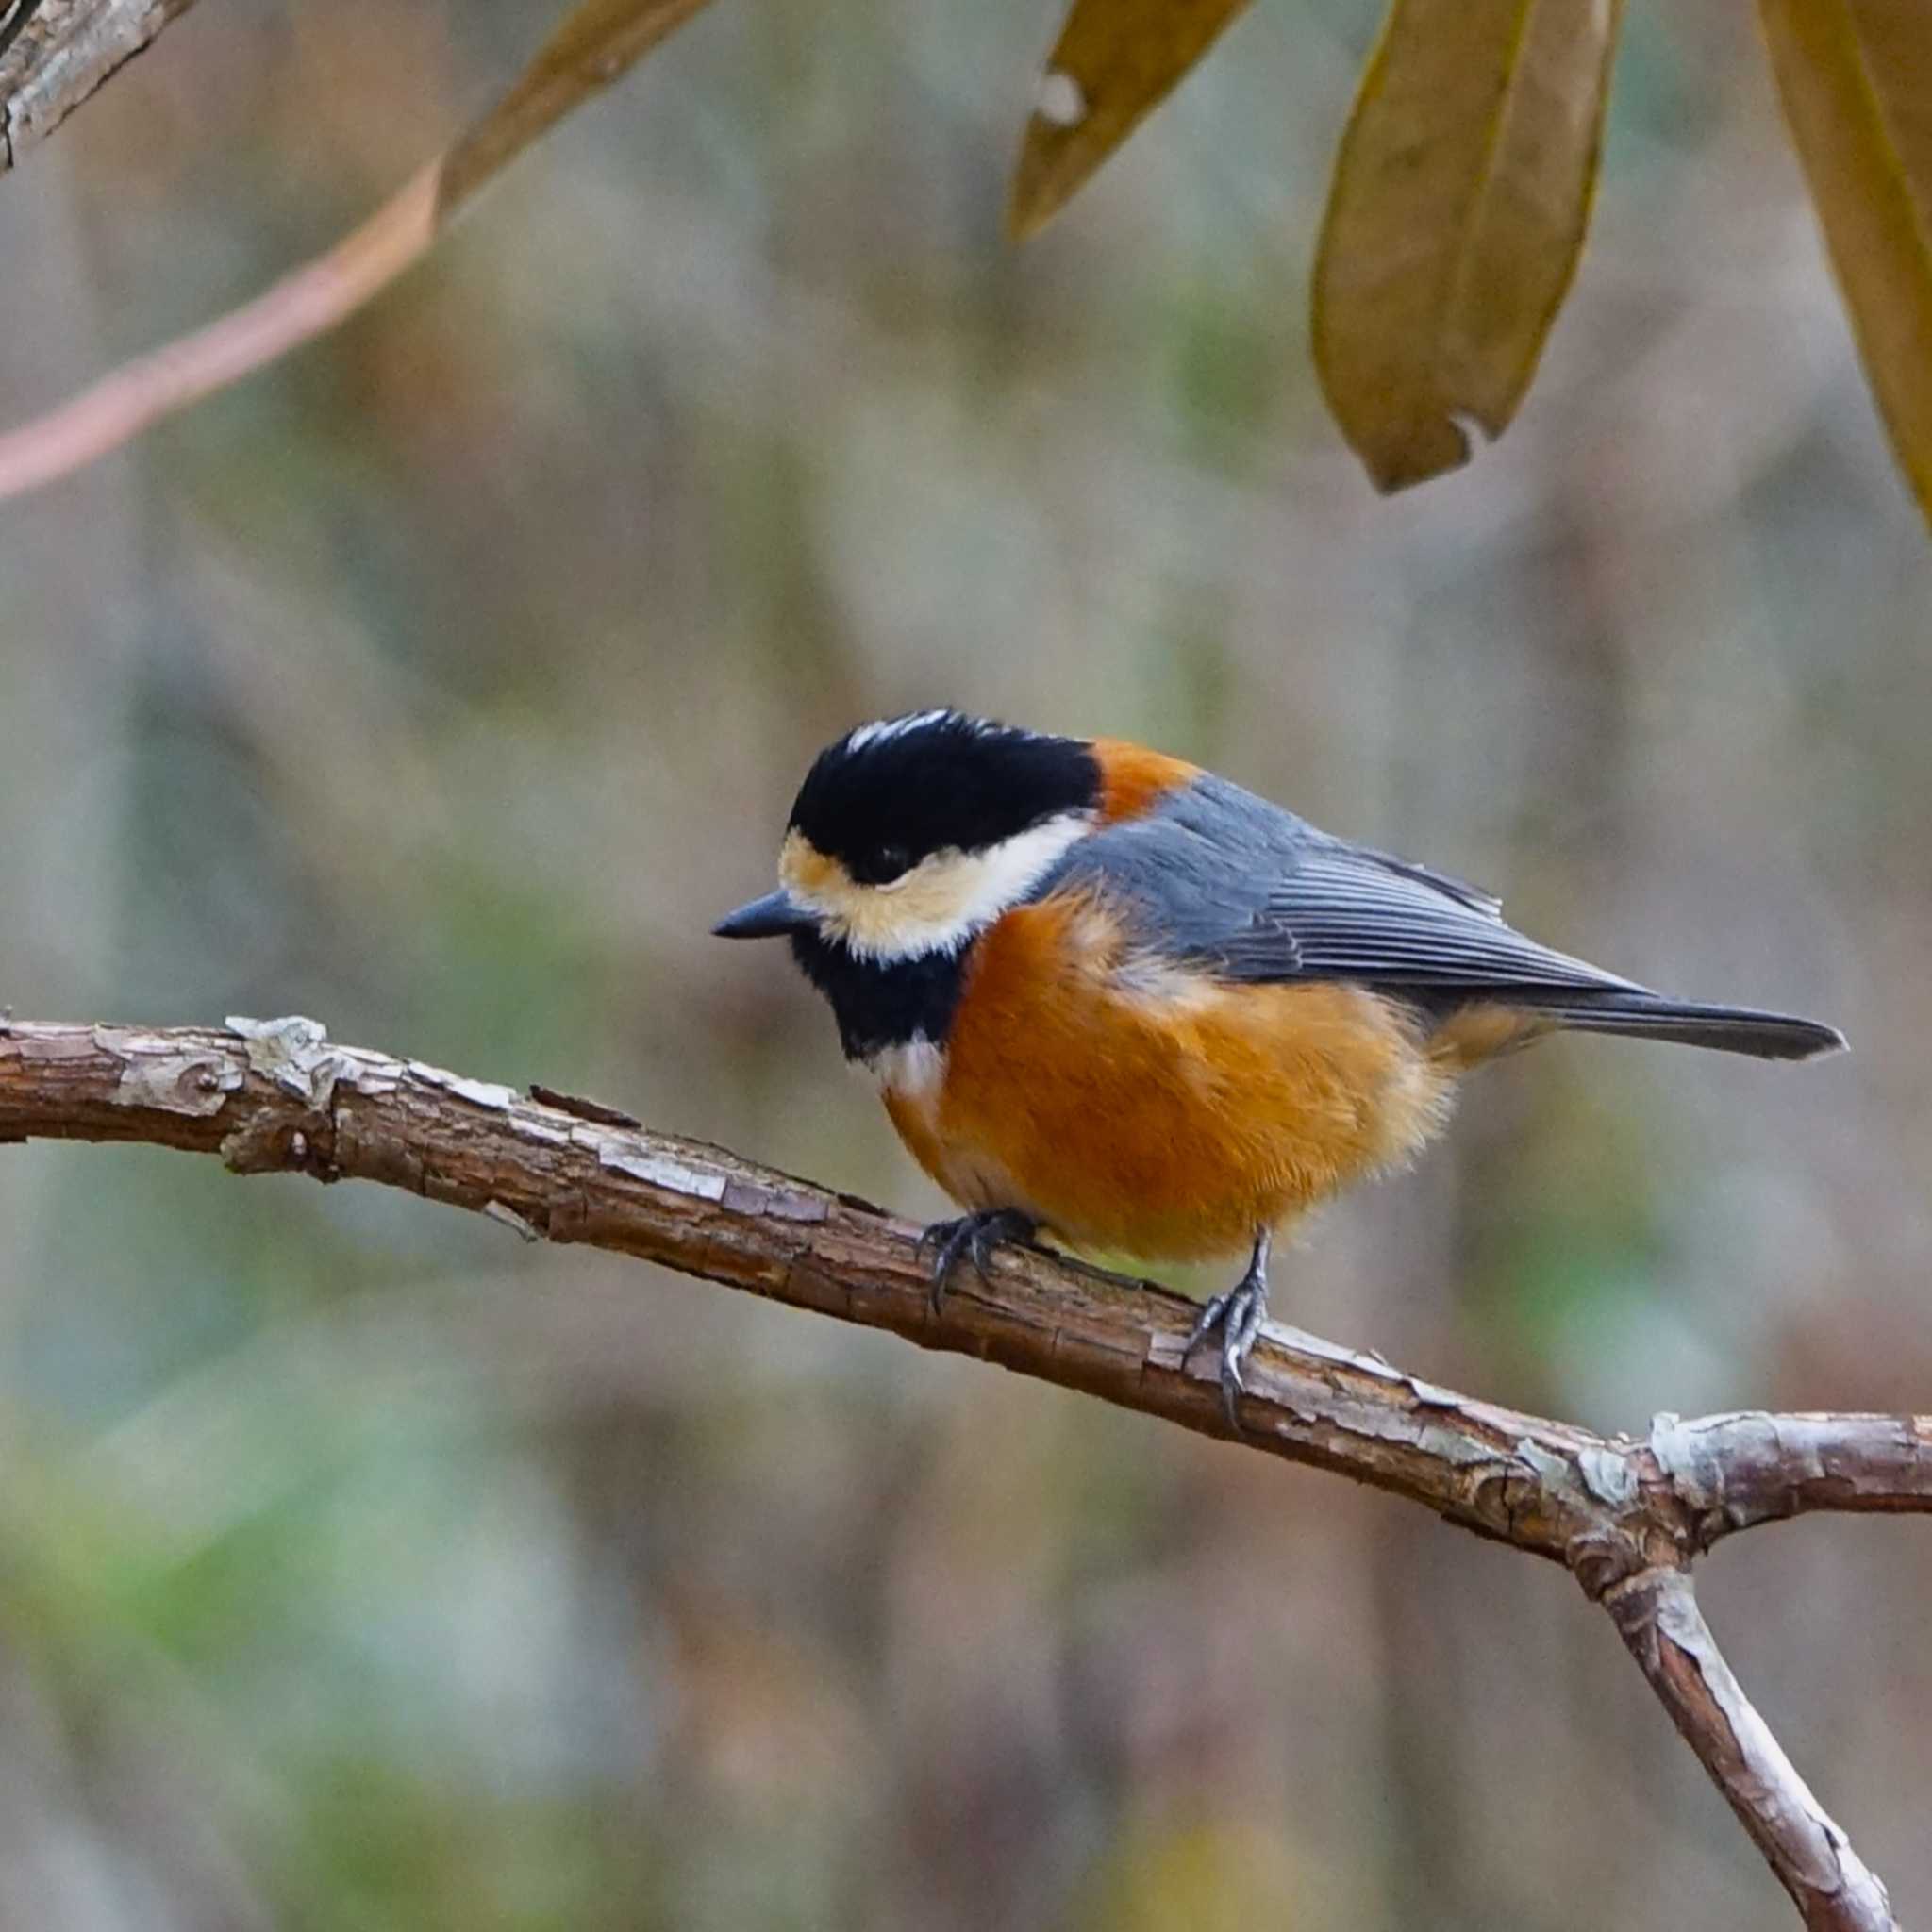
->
[844, 709, 959, 752]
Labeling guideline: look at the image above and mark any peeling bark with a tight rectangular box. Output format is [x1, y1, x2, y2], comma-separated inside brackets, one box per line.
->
[1607, 1570, 1897, 1932]
[0, 0, 197, 173]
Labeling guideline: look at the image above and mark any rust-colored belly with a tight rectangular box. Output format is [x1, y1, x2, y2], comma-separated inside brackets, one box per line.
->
[879, 896, 1464, 1262]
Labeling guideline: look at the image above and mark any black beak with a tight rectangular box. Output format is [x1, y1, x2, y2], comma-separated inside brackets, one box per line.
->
[712, 889, 814, 940]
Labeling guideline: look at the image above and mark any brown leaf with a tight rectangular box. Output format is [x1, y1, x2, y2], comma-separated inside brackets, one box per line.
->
[1008, 0, 1253, 242]
[1312, 0, 1625, 493]
[0, 0, 715, 501]
[441, 0, 716, 213]
[1759, 0, 1932, 525]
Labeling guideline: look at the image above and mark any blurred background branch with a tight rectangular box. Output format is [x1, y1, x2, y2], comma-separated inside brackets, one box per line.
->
[0, 1017, 1919, 1930]
[0, 0, 713, 496]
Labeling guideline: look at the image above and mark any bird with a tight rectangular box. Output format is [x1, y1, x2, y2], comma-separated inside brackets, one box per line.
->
[714, 710, 1845, 1423]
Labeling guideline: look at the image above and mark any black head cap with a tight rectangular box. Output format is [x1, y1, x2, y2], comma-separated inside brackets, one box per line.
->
[788, 712, 1101, 884]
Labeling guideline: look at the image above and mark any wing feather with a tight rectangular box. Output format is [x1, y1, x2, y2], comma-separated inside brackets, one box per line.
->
[1045, 774, 1639, 999]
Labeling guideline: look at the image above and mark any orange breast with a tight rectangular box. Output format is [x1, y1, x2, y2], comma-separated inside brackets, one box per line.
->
[883, 893, 1463, 1262]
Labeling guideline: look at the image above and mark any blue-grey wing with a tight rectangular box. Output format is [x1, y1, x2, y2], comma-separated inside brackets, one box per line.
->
[1045, 774, 1641, 998]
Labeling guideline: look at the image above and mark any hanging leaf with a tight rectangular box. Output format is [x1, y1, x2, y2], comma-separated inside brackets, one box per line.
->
[0, 0, 715, 502]
[1759, 0, 1932, 524]
[1008, 0, 1252, 242]
[441, 0, 714, 210]
[1312, 0, 1625, 493]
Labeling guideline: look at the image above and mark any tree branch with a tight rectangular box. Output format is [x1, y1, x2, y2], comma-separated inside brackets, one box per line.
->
[1606, 1569, 1897, 1932]
[0, 0, 198, 174]
[0, 1017, 1918, 1930]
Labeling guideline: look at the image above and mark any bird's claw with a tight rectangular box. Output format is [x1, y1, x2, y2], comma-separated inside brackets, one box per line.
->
[918, 1208, 1039, 1316]
[1182, 1269, 1270, 1431]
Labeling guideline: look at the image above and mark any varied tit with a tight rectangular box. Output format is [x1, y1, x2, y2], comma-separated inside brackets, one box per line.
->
[715, 711, 1844, 1422]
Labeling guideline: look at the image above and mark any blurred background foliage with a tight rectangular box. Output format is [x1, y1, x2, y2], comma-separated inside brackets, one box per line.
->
[0, 2, 1928, 1926]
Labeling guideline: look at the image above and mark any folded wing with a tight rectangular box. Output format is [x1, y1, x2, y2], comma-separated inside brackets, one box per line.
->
[1054, 774, 1633, 998]
[1042, 774, 1841, 1060]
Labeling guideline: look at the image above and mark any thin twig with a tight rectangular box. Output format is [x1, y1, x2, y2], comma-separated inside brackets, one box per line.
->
[0, 1017, 1918, 1930]
[0, 0, 716, 500]
[0, 166, 441, 496]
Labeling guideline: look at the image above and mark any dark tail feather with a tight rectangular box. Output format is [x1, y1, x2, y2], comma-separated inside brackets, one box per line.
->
[1533, 991, 1846, 1062]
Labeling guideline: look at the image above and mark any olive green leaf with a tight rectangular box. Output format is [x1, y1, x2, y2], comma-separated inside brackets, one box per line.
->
[1008, 0, 1253, 242]
[1312, 0, 1625, 493]
[1760, 0, 1932, 522]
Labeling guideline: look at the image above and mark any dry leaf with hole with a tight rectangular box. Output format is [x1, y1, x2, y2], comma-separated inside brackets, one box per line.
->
[1312, 0, 1624, 493]
[1008, 0, 1252, 242]
[1759, 0, 1932, 521]
[0, 0, 715, 501]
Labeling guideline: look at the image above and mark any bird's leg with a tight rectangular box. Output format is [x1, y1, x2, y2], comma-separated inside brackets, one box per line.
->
[917, 1208, 1041, 1316]
[1182, 1227, 1273, 1429]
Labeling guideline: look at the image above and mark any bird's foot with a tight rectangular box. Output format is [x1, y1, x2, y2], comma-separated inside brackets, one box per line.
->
[1182, 1232, 1273, 1430]
[917, 1208, 1040, 1316]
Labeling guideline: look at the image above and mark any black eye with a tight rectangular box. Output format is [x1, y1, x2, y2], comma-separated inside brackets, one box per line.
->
[855, 843, 912, 886]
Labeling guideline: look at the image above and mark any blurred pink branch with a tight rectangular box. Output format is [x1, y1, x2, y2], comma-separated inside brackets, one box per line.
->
[0, 1017, 1918, 1932]
[0, 0, 716, 501]
[0, 166, 440, 497]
